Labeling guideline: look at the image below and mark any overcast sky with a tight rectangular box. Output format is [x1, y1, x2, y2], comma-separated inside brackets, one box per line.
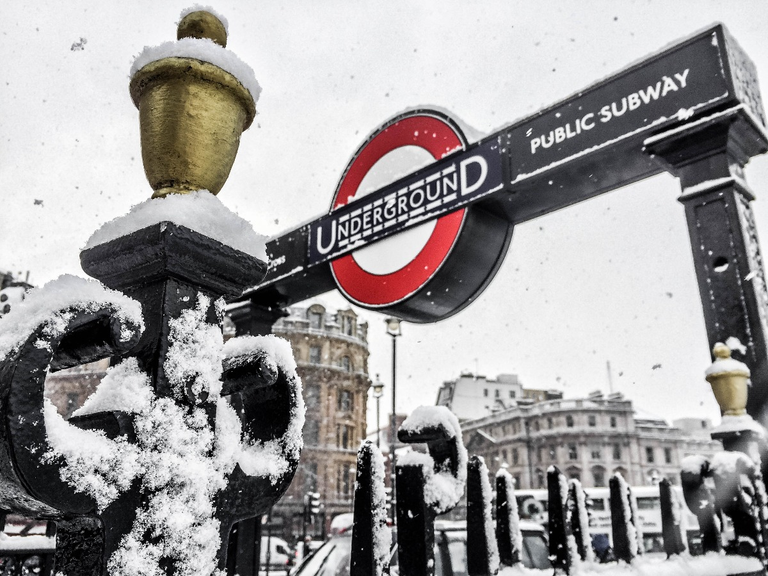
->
[3, 1, 768, 427]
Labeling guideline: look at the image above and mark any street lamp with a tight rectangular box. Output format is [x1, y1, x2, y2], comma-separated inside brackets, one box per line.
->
[372, 375, 385, 448]
[385, 316, 401, 522]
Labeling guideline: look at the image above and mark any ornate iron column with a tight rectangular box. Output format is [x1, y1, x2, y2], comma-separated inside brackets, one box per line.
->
[0, 10, 302, 576]
[645, 101, 768, 423]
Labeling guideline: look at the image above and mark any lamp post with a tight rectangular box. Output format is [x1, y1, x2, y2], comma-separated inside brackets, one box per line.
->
[372, 375, 385, 448]
[385, 316, 401, 522]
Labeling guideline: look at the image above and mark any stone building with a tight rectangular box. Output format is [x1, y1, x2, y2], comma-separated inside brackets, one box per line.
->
[436, 372, 563, 421]
[264, 303, 371, 541]
[462, 391, 721, 490]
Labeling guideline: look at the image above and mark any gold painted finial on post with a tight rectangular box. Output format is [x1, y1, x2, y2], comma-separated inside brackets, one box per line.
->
[129, 10, 256, 199]
[705, 342, 751, 416]
[177, 11, 227, 47]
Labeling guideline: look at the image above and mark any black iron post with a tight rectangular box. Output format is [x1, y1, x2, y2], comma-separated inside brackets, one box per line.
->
[385, 317, 401, 521]
[659, 479, 686, 557]
[609, 475, 637, 563]
[645, 109, 768, 423]
[495, 470, 521, 568]
[350, 441, 389, 576]
[466, 456, 499, 576]
[547, 466, 571, 574]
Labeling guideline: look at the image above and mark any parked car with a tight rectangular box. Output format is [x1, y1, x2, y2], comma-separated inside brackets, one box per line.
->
[261, 536, 295, 574]
[289, 520, 550, 575]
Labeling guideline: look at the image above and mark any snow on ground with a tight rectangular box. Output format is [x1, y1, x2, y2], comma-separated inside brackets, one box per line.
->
[499, 553, 763, 576]
[84, 190, 267, 260]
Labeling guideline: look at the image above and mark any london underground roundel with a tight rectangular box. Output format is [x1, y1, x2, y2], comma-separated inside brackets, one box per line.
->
[330, 109, 514, 323]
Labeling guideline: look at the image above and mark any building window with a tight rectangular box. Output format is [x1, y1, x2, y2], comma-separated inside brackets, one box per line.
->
[510, 390, 516, 399]
[646, 447, 655, 463]
[502, 449, 508, 463]
[309, 311, 323, 329]
[612, 444, 621, 461]
[566, 415, 574, 428]
[568, 444, 578, 460]
[536, 446, 542, 463]
[549, 445, 557, 461]
[340, 314, 354, 336]
[309, 345, 321, 364]
[305, 420, 320, 445]
[547, 418, 553, 429]
[592, 468, 606, 487]
[495, 389, 500, 398]
[513, 448, 519, 465]
[338, 463, 353, 497]
[537, 470, 545, 489]
[534, 420, 540, 432]
[588, 415, 596, 427]
[610, 416, 617, 428]
[514, 475, 521, 488]
[483, 389, 488, 397]
[338, 390, 353, 412]
[336, 424, 351, 449]
[664, 447, 672, 464]
[340, 356, 351, 372]
[590, 446, 602, 460]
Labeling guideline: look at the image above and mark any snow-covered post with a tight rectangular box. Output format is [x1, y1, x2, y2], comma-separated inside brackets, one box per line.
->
[547, 466, 572, 574]
[609, 473, 638, 563]
[495, 468, 522, 567]
[659, 478, 686, 556]
[396, 406, 467, 576]
[0, 9, 305, 576]
[350, 441, 391, 576]
[466, 456, 499, 576]
[680, 455, 722, 554]
[568, 479, 593, 563]
[712, 451, 767, 561]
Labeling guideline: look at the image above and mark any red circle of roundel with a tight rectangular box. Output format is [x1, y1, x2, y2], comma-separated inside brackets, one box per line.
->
[330, 113, 467, 307]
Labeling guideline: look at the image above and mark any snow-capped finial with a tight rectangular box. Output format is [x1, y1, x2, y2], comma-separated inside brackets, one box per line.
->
[706, 341, 750, 416]
[712, 341, 731, 360]
[177, 10, 227, 47]
[129, 10, 259, 198]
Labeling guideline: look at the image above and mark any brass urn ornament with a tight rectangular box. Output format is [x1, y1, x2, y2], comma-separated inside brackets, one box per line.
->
[129, 10, 259, 198]
[705, 342, 751, 416]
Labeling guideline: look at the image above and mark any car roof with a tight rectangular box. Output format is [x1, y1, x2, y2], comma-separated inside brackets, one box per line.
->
[433, 519, 545, 533]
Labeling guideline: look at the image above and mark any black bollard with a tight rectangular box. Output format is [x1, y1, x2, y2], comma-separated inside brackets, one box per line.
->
[466, 456, 499, 576]
[680, 455, 721, 554]
[659, 479, 686, 557]
[495, 469, 521, 567]
[568, 480, 593, 563]
[351, 441, 390, 576]
[547, 466, 571, 574]
[609, 474, 637, 563]
[396, 464, 435, 576]
[396, 407, 467, 576]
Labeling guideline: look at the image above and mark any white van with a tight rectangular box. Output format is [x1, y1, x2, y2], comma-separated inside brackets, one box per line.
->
[260, 536, 294, 574]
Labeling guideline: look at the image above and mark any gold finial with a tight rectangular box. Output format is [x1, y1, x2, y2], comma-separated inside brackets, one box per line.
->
[130, 11, 256, 199]
[712, 342, 731, 360]
[706, 342, 750, 416]
[178, 11, 227, 47]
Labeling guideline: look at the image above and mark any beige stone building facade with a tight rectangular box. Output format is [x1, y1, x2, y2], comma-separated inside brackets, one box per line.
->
[267, 303, 371, 541]
[463, 391, 721, 490]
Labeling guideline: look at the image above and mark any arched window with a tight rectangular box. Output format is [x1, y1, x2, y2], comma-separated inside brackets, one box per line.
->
[340, 356, 352, 372]
[566, 415, 574, 428]
[592, 466, 607, 487]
